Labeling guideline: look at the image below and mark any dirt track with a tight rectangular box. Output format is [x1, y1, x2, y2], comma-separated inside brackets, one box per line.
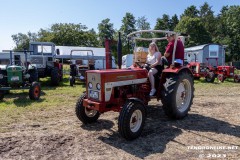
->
[0, 83, 240, 160]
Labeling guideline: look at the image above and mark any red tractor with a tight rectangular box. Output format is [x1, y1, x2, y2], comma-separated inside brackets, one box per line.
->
[215, 66, 240, 83]
[75, 30, 194, 140]
[187, 61, 216, 82]
[186, 51, 240, 83]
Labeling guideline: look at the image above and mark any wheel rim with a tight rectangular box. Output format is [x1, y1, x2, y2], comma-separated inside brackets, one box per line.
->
[218, 75, 223, 82]
[85, 107, 98, 117]
[176, 79, 192, 112]
[206, 72, 213, 81]
[34, 86, 40, 97]
[130, 109, 142, 133]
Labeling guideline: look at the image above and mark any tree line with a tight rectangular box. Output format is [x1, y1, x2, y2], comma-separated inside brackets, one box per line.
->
[11, 2, 240, 62]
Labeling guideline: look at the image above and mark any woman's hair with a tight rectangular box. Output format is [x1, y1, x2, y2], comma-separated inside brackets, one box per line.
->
[148, 42, 159, 53]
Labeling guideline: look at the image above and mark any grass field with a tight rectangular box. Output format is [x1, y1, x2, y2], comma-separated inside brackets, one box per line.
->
[0, 74, 239, 159]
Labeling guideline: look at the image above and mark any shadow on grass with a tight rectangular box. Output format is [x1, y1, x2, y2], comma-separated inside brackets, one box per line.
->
[86, 106, 240, 159]
[39, 77, 72, 90]
[3, 91, 45, 107]
[37, 76, 86, 91]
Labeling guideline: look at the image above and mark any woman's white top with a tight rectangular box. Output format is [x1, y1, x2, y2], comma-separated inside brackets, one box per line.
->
[146, 52, 161, 65]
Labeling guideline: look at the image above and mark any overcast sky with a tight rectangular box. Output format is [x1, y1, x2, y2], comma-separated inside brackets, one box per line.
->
[1, 0, 240, 51]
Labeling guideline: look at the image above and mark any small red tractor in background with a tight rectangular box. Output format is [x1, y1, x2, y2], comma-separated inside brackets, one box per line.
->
[187, 61, 216, 82]
[187, 61, 240, 83]
[215, 65, 240, 82]
[75, 30, 194, 140]
[186, 50, 240, 83]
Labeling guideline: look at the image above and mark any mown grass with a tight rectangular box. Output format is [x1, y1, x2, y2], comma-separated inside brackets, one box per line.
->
[0, 69, 239, 132]
[0, 73, 86, 132]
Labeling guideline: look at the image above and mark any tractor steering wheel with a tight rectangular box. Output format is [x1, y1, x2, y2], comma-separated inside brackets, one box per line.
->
[135, 61, 143, 68]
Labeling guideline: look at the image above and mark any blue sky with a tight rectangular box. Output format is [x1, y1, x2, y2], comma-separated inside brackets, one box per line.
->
[1, 0, 240, 51]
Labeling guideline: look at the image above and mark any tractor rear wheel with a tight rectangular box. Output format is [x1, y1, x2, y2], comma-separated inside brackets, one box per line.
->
[205, 71, 215, 83]
[70, 76, 75, 86]
[0, 91, 4, 100]
[29, 82, 41, 100]
[217, 74, 225, 82]
[118, 100, 146, 140]
[51, 67, 60, 86]
[161, 72, 194, 119]
[75, 93, 100, 124]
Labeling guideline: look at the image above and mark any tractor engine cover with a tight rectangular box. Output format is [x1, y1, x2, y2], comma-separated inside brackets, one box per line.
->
[85, 68, 148, 105]
[7, 65, 23, 84]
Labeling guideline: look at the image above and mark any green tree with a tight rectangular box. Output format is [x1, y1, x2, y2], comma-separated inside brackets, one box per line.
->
[223, 6, 240, 61]
[199, 2, 216, 37]
[12, 32, 38, 50]
[136, 16, 150, 30]
[38, 28, 54, 42]
[170, 14, 179, 30]
[136, 16, 152, 47]
[181, 5, 199, 18]
[120, 12, 136, 54]
[98, 18, 115, 47]
[154, 15, 172, 52]
[175, 16, 212, 47]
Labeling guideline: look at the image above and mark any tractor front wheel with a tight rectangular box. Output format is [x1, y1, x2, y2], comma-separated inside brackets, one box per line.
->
[217, 74, 225, 83]
[234, 75, 240, 83]
[29, 82, 41, 100]
[205, 71, 215, 83]
[70, 76, 75, 86]
[118, 100, 146, 140]
[161, 72, 194, 119]
[51, 67, 60, 86]
[0, 91, 4, 100]
[75, 93, 100, 124]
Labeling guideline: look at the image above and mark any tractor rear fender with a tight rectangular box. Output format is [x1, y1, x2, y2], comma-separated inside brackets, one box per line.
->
[162, 66, 193, 74]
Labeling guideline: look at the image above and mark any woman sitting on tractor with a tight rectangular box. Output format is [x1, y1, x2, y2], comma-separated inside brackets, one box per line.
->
[145, 42, 162, 96]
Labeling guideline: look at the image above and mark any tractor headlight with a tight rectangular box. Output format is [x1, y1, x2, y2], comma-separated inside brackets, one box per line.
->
[96, 83, 101, 90]
[88, 82, 93, 89]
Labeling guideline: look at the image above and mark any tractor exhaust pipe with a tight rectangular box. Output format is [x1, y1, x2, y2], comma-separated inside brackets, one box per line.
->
[105, 39, 112, 69]
[117, 32, 122, 69]
[10, 50, 13, 65]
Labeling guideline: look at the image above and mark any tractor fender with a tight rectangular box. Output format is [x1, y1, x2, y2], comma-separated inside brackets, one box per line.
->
[127, 97, 147, 113]
[128, 97, 145, 105]
[163, 66, 193, 75]
[158, 66, 193, 100]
